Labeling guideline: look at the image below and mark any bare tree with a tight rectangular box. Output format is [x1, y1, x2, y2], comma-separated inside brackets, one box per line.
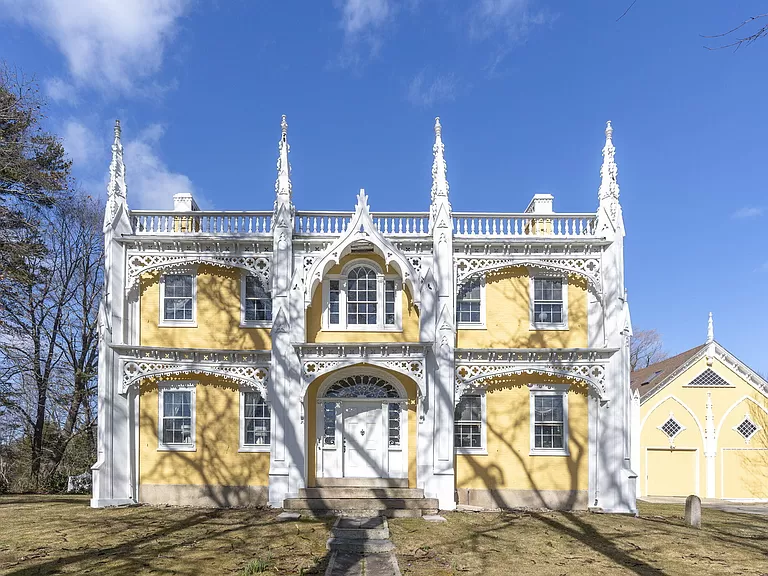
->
[0, 195, 102, 489]
[704, 13, 768, 50]
[630, 329, 668, 372]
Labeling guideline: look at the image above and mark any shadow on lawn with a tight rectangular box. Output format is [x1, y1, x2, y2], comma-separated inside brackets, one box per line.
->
[4, 507, 333, 576]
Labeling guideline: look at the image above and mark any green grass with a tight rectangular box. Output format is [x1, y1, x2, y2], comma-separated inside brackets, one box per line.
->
[2, 496, 767, 575]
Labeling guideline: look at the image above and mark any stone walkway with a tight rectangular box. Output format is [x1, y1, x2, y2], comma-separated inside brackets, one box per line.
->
[325, 517, 401, 576]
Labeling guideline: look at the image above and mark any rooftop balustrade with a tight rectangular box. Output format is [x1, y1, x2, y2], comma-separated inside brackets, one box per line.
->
[130, 209, 598, 238]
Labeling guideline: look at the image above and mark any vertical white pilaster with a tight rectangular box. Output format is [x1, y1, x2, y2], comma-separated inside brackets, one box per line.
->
[704, 392, 716, 498]
[268, 116, 304, 506]
[593, 121, 637, 514]
[92, 121, 135, 507]
[418, 118, 456, 510]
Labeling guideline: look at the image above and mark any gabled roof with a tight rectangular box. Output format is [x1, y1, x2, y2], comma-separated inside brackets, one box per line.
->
[631, 341, 768, 404]
[630, 345, 706, 401]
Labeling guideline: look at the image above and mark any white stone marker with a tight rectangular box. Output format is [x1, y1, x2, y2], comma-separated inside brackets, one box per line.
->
[685, 495, 701, 529]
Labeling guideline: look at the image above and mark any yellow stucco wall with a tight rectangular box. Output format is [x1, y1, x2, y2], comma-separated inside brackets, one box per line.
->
[306, 253, 420, 343]
[639, 354, 768, 498]
[457, 267, 588, 349]
[456, 376, 590, 492]
[139, 376, 270, 488]
[140, 264, 271, 350]
[305, 366, 418, 488]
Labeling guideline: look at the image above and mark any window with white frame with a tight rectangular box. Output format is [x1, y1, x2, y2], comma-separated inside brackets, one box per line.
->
[456, 277, 484, 326]
[240, 390, 271, 450]
[160, 273, 196, 325]
[158, 385, 196, 450]
[531, 277, 567, 329]
[530, 388, 569, 455]
[242, 274, 272, 325]
[322, 261, 402, 330]
[454, 393, 485, 452]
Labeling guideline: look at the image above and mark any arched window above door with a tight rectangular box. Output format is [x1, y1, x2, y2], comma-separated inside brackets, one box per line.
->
[323, 374, 400, 399]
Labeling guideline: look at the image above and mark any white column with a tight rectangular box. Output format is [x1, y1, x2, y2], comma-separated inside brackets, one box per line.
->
[704, 392, 716, 498]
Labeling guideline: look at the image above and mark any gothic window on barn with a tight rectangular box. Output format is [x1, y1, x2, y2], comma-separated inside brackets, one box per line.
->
[659, 416, 684, 441]
[735, 416, 759, 442]
[686, 369, 731, 388]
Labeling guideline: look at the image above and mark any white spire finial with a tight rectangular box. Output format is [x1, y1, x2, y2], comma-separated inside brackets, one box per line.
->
[105, 119, 127, 225]
[707, 312, 714, 344]
[431, 116, 449, 201]
[275, 114, 292, 201]
[598, 120, 619, 204]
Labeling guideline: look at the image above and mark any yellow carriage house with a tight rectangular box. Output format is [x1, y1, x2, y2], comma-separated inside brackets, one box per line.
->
[632, 315, 768, 501]
[90, 117, 637, 514]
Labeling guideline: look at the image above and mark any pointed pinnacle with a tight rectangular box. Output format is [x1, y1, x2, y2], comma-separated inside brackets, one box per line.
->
[605, 120, 613, 140]
[707, 312, 714, 343]
[114, 119, 122, 141]
[434, 116, 442, 138]
[281, 114, 288, 141]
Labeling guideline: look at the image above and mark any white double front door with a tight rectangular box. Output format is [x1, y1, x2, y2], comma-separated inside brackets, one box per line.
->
[317, 400, 395, 479]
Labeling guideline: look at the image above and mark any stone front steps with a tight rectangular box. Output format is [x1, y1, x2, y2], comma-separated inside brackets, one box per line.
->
[284, 478, 438, 518]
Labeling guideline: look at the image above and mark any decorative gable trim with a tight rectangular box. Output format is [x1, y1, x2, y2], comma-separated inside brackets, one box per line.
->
[640, 342, 768, 405]
[303, 190, 422, 310]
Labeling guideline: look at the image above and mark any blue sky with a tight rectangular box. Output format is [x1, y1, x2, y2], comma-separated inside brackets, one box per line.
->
[1, 0, 766, 374]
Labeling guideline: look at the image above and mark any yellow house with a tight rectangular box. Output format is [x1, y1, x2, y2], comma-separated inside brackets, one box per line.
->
[632, 314, 768, 500]
[90, 117, 637, 514]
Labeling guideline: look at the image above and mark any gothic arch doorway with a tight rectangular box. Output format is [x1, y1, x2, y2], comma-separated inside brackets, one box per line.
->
[315, 369, 408, 480]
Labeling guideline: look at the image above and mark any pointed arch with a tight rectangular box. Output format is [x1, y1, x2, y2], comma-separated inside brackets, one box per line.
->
[303, 191, 422, 309]
[639, 394, 705, 444]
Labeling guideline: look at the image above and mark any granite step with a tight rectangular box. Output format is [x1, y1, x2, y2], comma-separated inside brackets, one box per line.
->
[314, 477, 409, 488]
[283, 497, 438, 512]
[300, 487, 424, 499]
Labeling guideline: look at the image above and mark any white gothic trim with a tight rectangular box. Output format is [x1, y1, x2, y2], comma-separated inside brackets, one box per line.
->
[639, 394, 705, 446]
[455, 256, 602, 295]
[715, 395, 768, 444]
[455, 348, 615, 400]
[113, 345, 270, 398]
[303, 190, 422, 310]
[126, 253, 270, 292]
[297, 343, 427, 398]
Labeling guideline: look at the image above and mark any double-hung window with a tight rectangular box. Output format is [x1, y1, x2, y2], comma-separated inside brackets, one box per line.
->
[323, 261, 402, 330]
[454, 393, 485, 453]
[531, 277, 567, 329]
[160, 273, 196, 326]
[242, 274, 272, 326]
[158, 385, 196, 451]
[530, 388, 569, 455]
[240, 390, 271, 451]
[456, 277, 484, 327]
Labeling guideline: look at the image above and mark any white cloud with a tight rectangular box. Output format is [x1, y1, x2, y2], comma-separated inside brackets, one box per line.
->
[123, 124, 199, 210]
[407, 71, 456, 108]
[0, 0, 189, 94]
[62, 120, 99, 167]
[333, 0, 395, 67]
[731, 206, 764, 219]
[338, 0, 392, 37]
[469, 0, 555, 71]
[44, 77, 78, 104]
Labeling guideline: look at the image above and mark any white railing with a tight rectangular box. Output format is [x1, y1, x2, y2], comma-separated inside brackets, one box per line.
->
[452, 213, 597, 237]
[130, 210, 597, 238]
[294, 211, 430, 235]
[131, 211, 273, 235]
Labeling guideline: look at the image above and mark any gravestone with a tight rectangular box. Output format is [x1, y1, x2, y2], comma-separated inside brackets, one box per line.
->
[685, 494, 701, 529]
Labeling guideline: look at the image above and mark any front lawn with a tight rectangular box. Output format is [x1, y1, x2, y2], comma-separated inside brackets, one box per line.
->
[1, 496, 766, 575]
[0, 495, 332, 575]
[389, 502, 768, 575]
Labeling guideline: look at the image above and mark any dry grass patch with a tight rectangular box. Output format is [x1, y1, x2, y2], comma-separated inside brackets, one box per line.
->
[0, 495, 332, 575]
[389, 502, 768, 575]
